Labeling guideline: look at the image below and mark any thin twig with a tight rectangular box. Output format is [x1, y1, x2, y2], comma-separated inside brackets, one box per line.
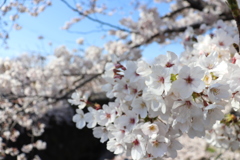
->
[0, 0, 6, 8]
[67, 29, 108, 35]
[60, 0, 137, 34]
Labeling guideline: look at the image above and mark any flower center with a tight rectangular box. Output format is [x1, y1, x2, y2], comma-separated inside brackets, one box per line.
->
[152, 140, 159, 147]
[219, 41, 224, 46]
[165, 62, 174, 67]
[140, 103, 146, 108]
[185, 101, 192, 108]
[132, 139, 139, 146]
[149, 125, 157, 131]
[184, 76, 193, 84]
[106, 113, 111, 119]
[158, 77, 164, 83]
[211, 88, 220, 96]
[130, 118, 135, 124]
[208, 109, 214, 114]
[207, 64, 214, 69]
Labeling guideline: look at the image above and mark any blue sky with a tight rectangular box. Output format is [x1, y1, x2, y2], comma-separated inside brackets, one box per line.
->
[0, 0, 184, 61]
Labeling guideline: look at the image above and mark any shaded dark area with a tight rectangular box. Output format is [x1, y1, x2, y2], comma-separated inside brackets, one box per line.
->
[38, 118, 114, 160]
[5, 106, 115, 160]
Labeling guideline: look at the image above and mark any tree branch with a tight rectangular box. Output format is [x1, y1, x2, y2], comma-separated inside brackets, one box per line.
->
[162, 6, 191, 19]
[0, 0, 6, 8]
[67, 29, 108, 35]
[185, 0, 208, 11]
[60, 0, 138, 34]
[1, 73, 103, 103]
[130, 11, 233, 49]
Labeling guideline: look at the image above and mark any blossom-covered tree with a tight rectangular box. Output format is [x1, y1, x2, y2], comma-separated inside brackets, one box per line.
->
[2, 0, 240, 160]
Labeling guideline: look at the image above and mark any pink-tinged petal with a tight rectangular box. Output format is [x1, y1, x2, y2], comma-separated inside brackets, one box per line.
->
[191, 66, 205, 79]
[191, 79, 205, 93]
[180, 85, 193, 99]
[178, 66, 190, 79]
[150, 142, 167, 157]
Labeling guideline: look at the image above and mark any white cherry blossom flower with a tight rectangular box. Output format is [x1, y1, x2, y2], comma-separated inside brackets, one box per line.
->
[208, 83, 230, 102]
[21, 144, 33, 153]
[125, 134, 146, 160]
[141, 122, 159, 137]
[154, 51, 179, 73]
[136, 60, 152, 76]
[145, 65, 171, 95]
[34, 140, 47, 150]
[115, 111, 139, 131]
[107, 138, 126, 154]
[142, 90, 166, 113]
[172, 65, 205, 99]
[97, 104, 116, 126]
[212, 29, 234, 48]
[93, 126, 109, 143]
[166, 139, 183, 158]
[172, 99, 202, 124]
[124, 61, 141, 82]
[72, 109, 86, 129]
[146, 135, 168, 158]
[131, 97, 148, 118]
[68, 92, 87, 109]
[203, 104, 224, 129]
[84, 107, 97, 128]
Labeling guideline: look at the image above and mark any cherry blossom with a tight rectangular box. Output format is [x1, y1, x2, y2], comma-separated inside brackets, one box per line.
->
[1, 0, 240, 159]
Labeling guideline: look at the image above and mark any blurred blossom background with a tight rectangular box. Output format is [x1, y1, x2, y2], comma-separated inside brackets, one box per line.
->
[0, 0, 184, 61]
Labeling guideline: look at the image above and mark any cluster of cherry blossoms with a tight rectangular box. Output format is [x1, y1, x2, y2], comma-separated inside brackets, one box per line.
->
[2, 0, 240, 159]
[0, 0, 52, 42]
[0, 44, 140, 159]
[0, 0, 232, 51]
[69, 19, 240, 159]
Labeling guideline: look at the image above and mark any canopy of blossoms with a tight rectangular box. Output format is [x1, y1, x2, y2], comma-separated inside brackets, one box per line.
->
[69, 2, 240, 159]
[2, 0, 240, 160]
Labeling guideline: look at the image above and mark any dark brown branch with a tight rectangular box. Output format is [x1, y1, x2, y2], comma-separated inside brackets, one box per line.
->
[48, 72, 103, 104]
[162, 6, 191, 19]
[88, 92, 113, 103]
[130, 11, 233, 49]
[1, 73, 103, 103]
[62, 73, 100, 76]
[185, 0, 208, 11]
